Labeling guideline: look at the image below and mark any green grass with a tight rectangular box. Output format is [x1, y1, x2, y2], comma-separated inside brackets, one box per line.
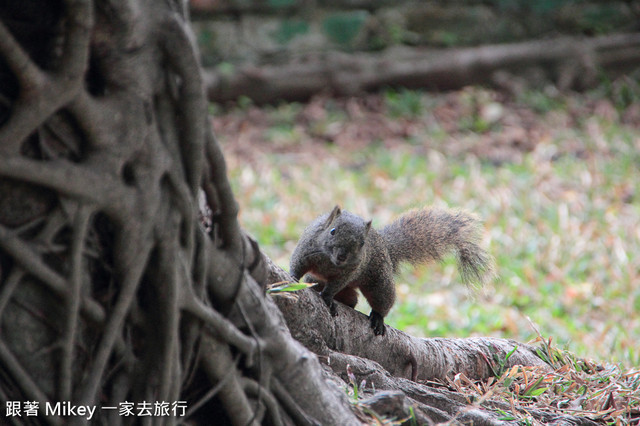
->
[215, 86, 640, 368]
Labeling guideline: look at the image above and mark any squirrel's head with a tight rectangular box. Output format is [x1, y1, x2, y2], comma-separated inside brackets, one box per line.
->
[322, 205, 372, 267]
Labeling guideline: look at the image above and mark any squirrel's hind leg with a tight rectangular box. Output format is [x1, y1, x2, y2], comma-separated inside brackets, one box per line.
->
[359, 276, 394, 336]
[369, 311, 386, 336]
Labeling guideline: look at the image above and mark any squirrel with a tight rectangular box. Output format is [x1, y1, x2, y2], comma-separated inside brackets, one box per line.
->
[289, 205, 495, 336]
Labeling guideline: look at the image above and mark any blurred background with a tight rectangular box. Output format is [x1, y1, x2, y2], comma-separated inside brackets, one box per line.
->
[191, 0, 640, 367]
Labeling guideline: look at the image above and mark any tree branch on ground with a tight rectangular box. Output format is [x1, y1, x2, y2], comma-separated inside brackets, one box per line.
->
[204, 33, 640, 103]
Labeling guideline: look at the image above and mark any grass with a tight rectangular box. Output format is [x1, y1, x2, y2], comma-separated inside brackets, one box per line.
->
[213, 84, 640, 369]
[445, 338, 640, 424]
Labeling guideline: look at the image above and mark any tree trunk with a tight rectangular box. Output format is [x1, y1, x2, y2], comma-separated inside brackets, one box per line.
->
[0, 1, 356, 424]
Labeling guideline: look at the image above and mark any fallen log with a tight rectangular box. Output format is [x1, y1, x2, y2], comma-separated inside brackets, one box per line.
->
[204, 32, 640, 103]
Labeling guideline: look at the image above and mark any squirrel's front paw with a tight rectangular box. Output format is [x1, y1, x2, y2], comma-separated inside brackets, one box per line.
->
[321, 293, 339, 317]
[328, 300, 338, 317]
[369, 311, 386, 336]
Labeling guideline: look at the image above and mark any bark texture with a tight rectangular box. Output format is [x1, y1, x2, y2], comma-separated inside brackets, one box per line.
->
[0, 1, 358, 424]
[267, 260, 598, 425]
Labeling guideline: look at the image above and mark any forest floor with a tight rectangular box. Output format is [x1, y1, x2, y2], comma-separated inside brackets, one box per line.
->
[211, 80, 640, 371]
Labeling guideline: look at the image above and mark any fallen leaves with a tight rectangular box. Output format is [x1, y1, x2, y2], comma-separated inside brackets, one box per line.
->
[444, 341, 640, 424]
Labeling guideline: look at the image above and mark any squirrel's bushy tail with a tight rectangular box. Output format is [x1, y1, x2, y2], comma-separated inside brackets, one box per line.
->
[381, 207, 495, 286]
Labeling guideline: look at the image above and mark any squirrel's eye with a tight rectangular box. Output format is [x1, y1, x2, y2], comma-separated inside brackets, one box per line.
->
[330, 228, 336, 235]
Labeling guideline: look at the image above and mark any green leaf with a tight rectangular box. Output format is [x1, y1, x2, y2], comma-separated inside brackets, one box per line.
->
[522, 375, 546, 397]
[267, 282, 314, 294]
[527, 387, 547, 397]
[505, 345, 518, 362]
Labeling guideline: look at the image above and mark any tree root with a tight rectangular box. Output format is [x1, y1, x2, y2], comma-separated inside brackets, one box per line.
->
[0, 1, 360, 424]
[267, 261, 600, 425]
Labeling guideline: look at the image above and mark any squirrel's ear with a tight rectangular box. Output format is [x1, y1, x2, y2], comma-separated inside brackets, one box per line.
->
[364, 220, 372, 235]
[324, 205, 341, 227]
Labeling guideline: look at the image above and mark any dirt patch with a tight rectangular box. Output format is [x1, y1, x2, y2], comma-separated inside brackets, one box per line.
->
[212, 87, 638, 166]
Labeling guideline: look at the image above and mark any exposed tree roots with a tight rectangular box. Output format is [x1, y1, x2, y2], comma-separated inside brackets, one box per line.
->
[0, 1, 355, 424]
[267, 260, 599, 425]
